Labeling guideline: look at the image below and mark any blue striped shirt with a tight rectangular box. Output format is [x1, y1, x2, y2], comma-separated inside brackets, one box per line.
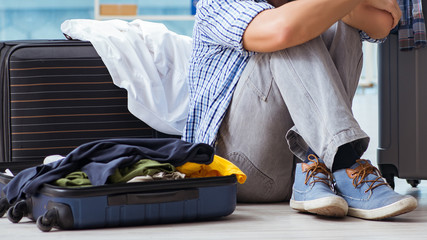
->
[182, 0, 273, 144]
[182, 0, 383, 145]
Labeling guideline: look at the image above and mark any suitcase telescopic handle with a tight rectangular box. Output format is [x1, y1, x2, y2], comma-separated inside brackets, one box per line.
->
[107, 188, 199, 206]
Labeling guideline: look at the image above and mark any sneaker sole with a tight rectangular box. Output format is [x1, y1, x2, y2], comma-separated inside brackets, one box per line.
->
[348, 196, 418, 220]
[290, 196, 348, 217]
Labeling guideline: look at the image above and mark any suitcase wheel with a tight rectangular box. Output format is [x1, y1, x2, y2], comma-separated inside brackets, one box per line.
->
[37, 208, 58, 232]
[378, 164, 397, 189]
[0, 198, 11, 218]
[406, 179, 421, 188]
[383, 173, 395, 189]
[7, 200, 28, 223]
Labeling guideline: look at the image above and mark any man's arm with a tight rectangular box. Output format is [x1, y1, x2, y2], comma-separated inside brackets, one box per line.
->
[243, 0, 364, 52]
[342, 0, 401, 39]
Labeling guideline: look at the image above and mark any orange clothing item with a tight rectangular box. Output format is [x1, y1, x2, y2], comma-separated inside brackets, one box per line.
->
[176, 155, 246, 184]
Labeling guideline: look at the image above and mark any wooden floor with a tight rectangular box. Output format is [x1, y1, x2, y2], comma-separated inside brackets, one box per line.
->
[2, 93, 426, 239]
[1, 179, 426, 239]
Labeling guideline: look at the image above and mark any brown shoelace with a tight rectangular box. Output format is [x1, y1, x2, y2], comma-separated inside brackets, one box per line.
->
[304, 154, 334, 188]
[350, 159, 388, 193]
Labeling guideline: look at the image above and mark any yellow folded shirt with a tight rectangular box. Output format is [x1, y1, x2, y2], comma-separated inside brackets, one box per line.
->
[176, 155, 246, 184]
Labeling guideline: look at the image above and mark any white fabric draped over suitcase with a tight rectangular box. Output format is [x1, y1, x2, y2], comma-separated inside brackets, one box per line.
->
[61, 19, 192, 135]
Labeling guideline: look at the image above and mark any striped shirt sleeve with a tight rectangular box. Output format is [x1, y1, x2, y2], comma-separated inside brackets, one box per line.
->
[196, 0, 273, 53]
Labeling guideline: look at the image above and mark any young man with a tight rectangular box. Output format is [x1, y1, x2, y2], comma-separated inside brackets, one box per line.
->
[183, 0, 417, 220]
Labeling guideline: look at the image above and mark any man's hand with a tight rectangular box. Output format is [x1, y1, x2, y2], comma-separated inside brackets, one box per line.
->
[363, 0, 402, 28]
[342, 0, 402, 39]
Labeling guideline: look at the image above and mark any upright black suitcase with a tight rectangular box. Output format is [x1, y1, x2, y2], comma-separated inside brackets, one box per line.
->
[377, 6, 427, 188]
[0, 40, 174, 172]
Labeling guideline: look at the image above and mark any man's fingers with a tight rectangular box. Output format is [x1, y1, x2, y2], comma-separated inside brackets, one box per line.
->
[392, 2, 402, 27]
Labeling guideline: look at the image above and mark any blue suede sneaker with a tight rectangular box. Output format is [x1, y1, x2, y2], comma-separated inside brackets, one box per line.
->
[290, 154, 348, 217]
[333, 159, 418, 220]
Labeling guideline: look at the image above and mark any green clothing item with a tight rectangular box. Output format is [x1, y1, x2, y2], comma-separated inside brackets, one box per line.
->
[53, 171, 92, 187]
[108, 159, 176, 183]
[53, 159, 177, 187]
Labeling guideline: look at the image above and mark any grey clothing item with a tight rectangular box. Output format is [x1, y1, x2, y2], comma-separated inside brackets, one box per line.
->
[215, 21, 370, 203]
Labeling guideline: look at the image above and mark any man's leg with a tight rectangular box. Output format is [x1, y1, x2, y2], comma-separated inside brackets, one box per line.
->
[270, 21, 369, 169]
[273, 21, 417, 219]
[321, 21, 363, 104]
[264, 21, 367, 215]
[322, 21, 367, 171]
[217, 22, 417, 219]
[215, 21, 365, 203]
[216, 53, 296, 203]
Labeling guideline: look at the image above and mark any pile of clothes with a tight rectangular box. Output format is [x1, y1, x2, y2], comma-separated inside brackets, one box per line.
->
[2, 138, 246, 205]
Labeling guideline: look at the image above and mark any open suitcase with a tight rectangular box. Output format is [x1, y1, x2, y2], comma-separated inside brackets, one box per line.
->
[0, 172, 236, 232]
[0, 40, 238, 231]
[377, 4, 427, 188]
[0, 173, 12, 218]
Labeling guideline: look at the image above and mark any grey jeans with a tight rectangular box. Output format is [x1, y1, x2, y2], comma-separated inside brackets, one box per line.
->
[215, 21, 370, 203]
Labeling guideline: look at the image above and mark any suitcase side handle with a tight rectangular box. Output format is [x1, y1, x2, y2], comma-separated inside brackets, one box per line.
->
[107, 188, 199, 206]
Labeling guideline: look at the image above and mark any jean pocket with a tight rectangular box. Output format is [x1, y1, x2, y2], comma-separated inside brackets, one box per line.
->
[226, 151, 275, 202]
[241, 54, 273, 102]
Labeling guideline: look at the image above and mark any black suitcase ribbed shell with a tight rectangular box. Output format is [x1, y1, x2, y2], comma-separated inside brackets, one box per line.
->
[1, 40, 173, 170]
